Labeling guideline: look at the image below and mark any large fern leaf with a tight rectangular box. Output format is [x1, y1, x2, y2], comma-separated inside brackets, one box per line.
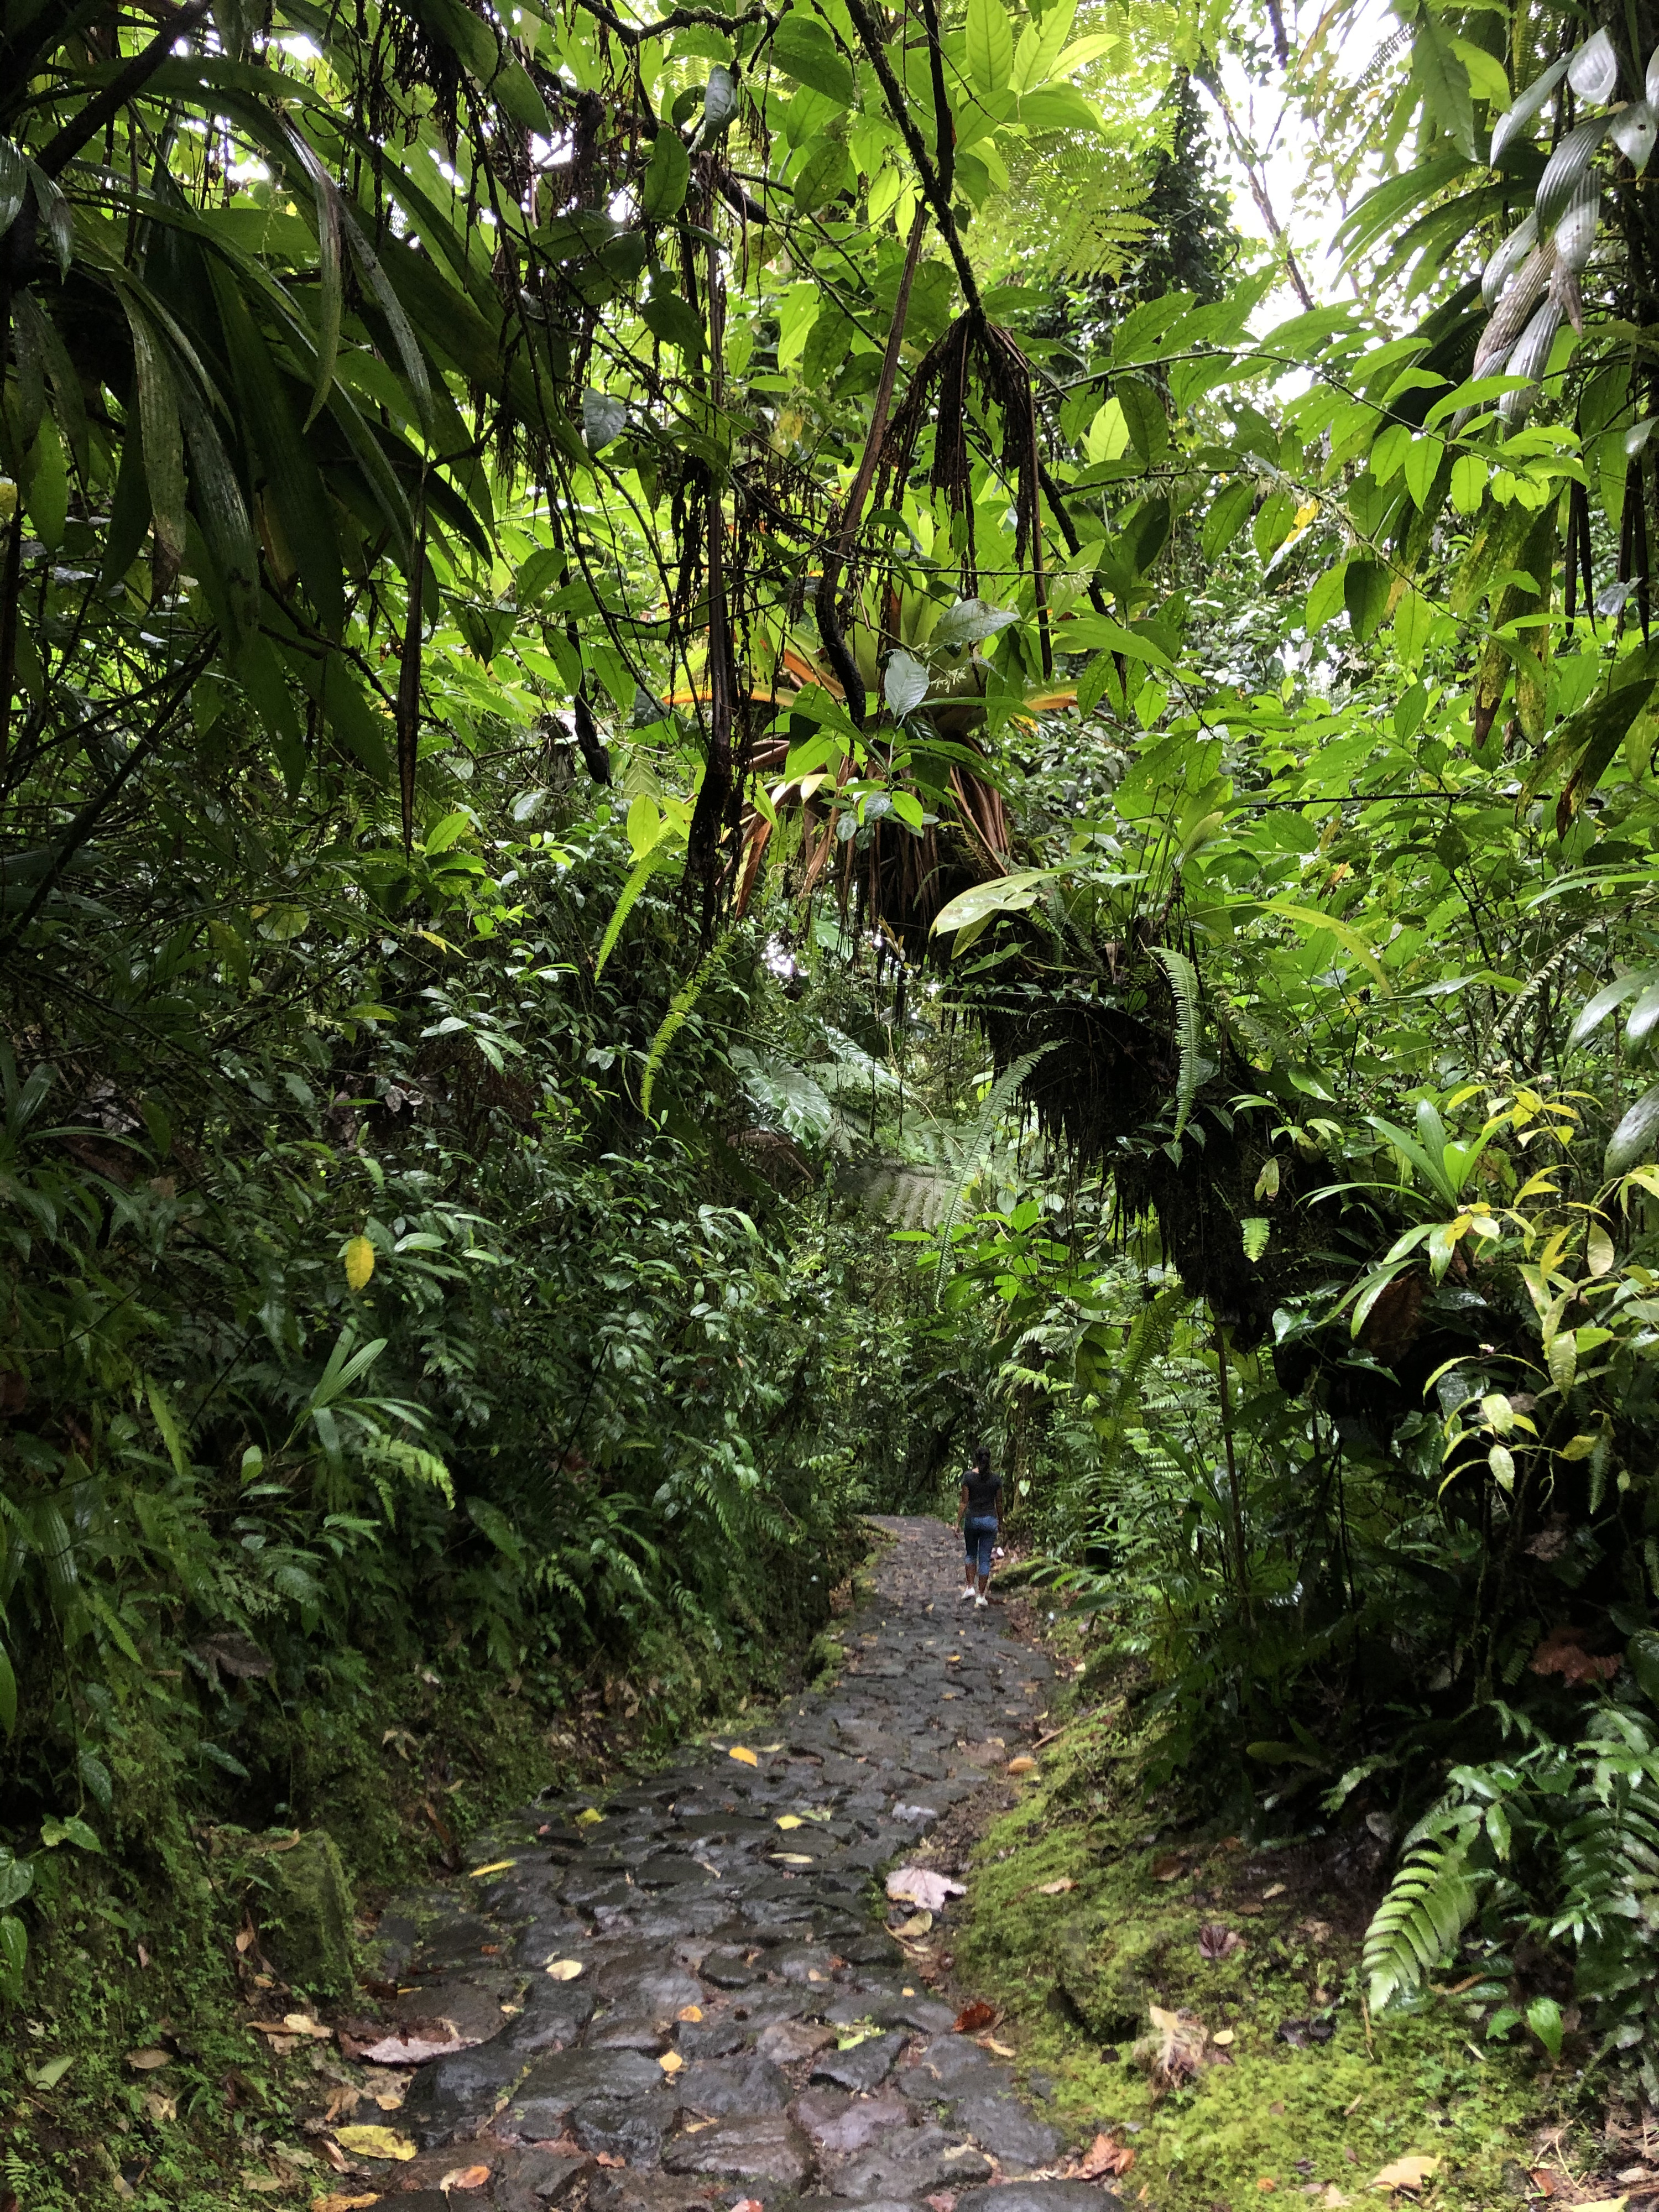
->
[1153, 947, 1203, 1141]
[1363, 1836, 1481, 2010]
[639, 931, 734, 1120]
[933, 1046, 1054, 1306]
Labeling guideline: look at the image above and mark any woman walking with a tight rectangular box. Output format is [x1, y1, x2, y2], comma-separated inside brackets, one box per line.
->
[958, 1444, 1003, 1608]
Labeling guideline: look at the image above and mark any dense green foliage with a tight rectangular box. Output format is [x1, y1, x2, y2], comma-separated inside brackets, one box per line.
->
[14, 0, 1659, 2166]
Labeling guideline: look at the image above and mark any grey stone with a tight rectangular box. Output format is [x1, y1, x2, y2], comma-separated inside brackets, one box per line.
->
[901, 2036, 1013, 2099]
[676, 2056, 789, 2115]
[832, 2127, 992, 2199]
[505, 2045, 668, 2134]
[588, 2013, 670, 2051]
[701, 1945, 763, 1989]
[661, 2112, 815, 2188]
[676, 2015, 750, 2059]
[756, 2018, 837, 2066]
[792, 2085, 911, 2156]
[572, 2091, 677, 2164]
[957, 2189, 1125, 2212]
[591, 2174, 728, 2212]
[810, 2032, 905, 2093]
[399, 2037, 529, 2146]
[953, 2094, 1062, 2169]
[638, 1855, 718, 1888]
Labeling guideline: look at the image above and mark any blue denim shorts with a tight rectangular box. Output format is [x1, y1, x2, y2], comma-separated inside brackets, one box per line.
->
[963, 1515, 997, 1576]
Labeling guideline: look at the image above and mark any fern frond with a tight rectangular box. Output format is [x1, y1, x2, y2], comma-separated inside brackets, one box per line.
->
[1363, 1835, 1481, 2010]
[1153, 947, 1203, 1141]
[933, 1045, 1056, 1306]
[640, 931, 736, 1120]
[593, 843, 681, 979]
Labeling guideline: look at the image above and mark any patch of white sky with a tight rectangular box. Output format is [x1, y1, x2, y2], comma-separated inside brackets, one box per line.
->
[1197, 0, 1401, 314]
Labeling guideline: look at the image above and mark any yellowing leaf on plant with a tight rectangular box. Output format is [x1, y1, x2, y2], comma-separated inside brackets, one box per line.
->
[334, 2125, 417, 2161]
[659, 2051, 685, 2074]
[1370, 2157, 1441, 2193]
[468, 1859, 517, 1879]
[545, 1959, 585, 1980]
[344, 1235, 375, 1291]
[729, 1746, 759, 1766]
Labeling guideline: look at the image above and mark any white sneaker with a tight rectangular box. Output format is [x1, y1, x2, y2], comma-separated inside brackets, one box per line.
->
[958, 1585, 975, 1603]
[974, 1592, 988, 1608]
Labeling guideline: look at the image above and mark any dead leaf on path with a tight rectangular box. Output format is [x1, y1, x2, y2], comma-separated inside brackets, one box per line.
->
[349, 2022, 472, 2066]
[1199, 1923, 1246, 1960]
[575, 1807, 604, 1825]
[546, 1959, 585, 1980]
[887, 1866, 966, 1912]
[1006, 1756, 1037, 1776]
[468, 1859, 517, 1879]
[373, 2090, 404, 2112]
[954, 2001, 997, 2034]
[731, 2199, 764, 2212]
[283, 2013, 333, 2039]
[437, 2167, 492, 2192]
[926, 2195, 958, 2212]
[596, 2152, 627, 2168]
[678, 2006, 703, 2023]
[729, 1746, 759, 1767]
[1037, 1878, 1076, 1895]
[1568, 2200, 1630, 2212]
[125, 2048, 170, 2070]
[140, 2092, 176, 2125]
[772, 1853, 815, 1865]
[1212, 2029, 1237, 2047]
[1077, 2132, 1137, 2179]
[660, 2052, 685, 2075]
[776, 1815, 804, 1830]
[1262, 1882, 1287, 1901]
[893, 1910, 934, 1938]
[983, 2038, 1016, 2058]
[333, 2125, 416, 2161]
[311, 2195, 380, 2212]
[1370, 2157, 1441, 2193]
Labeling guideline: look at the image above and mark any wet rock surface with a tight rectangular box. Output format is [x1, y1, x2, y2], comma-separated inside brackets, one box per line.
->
[342, 1517, 1125, 2212]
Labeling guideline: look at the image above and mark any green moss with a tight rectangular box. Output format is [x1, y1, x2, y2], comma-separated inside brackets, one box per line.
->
[258, 1831, 354, 1998]
[956, 1708, 1559, 2212]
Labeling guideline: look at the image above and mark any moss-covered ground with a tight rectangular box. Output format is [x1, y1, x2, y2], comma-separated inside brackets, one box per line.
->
[953, 1689, 1587, 2212]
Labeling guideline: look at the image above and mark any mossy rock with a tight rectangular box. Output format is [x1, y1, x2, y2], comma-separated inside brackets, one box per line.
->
[260, 1830, 356, 1999]
[806, 1631, 844, 1687]
[1049, 1908, 1160, 2042]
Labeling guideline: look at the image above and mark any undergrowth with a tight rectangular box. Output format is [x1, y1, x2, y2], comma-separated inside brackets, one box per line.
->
[956, 1692, 1566, 2212]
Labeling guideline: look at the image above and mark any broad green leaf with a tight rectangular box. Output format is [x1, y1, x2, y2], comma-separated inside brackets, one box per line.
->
[1201, 478, 1255, 560]
[1413, 11, 1477, 161]
[966, 0, 1013, 96]
[771, 13, 854, 104]
[1010, 0, 1075, 94]
[641, 128, 692, 219]
[932, 868, 1058, 936]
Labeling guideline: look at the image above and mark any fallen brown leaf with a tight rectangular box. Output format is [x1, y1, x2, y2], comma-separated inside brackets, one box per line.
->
[311, 2197, 380, 2212]
[953, 2001, 997, 2034]
[1006, 1756, 1037, 1776]
[1261, 1882, 1287, 1901]
[437, 2167, 492, 2192]
[1077, 2132, 1137, 2179]
[1259, 2180, 1278, 2193]
[545, 1958, 585, 1981]
[677, 2006, 703, 2023]
[1199, 1923, 1246, 1960]
[1151, 1854, 1185, 1881]
[1370, 2157, 1441, 2193]
[596, 2152, 627, 2169]
[124, 2049, 170, 2070]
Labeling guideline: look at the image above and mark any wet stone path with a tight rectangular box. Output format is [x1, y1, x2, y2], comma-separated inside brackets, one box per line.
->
[349, 1517, 1115, 2212]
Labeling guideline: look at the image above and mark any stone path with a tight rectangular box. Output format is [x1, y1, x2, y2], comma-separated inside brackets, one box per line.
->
[344, 1517, 1117, 2212]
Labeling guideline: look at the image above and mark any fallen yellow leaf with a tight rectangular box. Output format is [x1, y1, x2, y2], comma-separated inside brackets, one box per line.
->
[1370, 2157, 1441, 2193]
[334, 2125, 417, 2161]
[1212, 2028, 1236, 2047]
[1568, 2200, 1630, 2212]
[1007, 1756, 1037, 1776]
[311, 2195, 380, 2212]
[468, 1859, 517, 1879]
[729, 1746, 759, 1767]
[985, 2038, 1016, 2057]
[545, 1959, 585, 1980]
[893, 1910, 933, 1938]
[677, 2006, 703, 2023]
[659, 2052, 685, 2074]
[771, 1852, 815, 1865]
[575, 1807, 604, 1825]
[282, 2013, 333, 2038]
[776, 1815, 804, 1830]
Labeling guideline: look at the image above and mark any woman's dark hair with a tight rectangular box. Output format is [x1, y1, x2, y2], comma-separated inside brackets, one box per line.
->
[970, 1444, 992, 1475]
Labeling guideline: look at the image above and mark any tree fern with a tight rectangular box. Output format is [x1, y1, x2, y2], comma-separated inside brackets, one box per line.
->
[1363, 1833, 1482, 2009]
[1153, 947, 1203, 1141]
[934, 1046, 1055, 1306]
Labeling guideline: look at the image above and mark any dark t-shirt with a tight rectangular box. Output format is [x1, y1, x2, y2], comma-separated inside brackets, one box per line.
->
[963, 1468, 1002, 1519]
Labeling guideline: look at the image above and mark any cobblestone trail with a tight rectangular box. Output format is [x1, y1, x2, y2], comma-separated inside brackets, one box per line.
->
[350, 1517, 1119, 2212]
